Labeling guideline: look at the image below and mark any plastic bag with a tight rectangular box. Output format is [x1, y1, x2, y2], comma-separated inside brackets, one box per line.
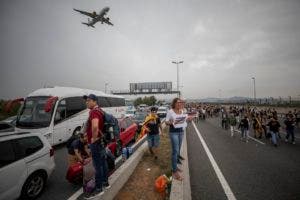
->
[155, 175, 168, 193]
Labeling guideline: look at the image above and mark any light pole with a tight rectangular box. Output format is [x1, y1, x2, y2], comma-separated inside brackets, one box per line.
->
[105, 83, 109, 93]
[251, 77, 256, 102]
[172, 60, 183, 97]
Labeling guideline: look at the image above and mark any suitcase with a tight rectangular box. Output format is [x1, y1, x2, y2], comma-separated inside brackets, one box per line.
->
[66, 162, 83, 184]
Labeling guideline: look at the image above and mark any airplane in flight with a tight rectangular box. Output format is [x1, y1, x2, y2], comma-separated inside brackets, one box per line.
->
[73, 7, 113, 28]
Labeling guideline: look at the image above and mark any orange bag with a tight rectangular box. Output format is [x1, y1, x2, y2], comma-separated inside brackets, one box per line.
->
[155, 175, 168, 193]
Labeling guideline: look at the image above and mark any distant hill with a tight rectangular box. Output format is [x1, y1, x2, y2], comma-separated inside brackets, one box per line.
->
[186, 96, 253, 103]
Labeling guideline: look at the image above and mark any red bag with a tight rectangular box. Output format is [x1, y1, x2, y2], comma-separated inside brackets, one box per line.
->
[155, 175, 168, 193]
[66, 162, 83, 184]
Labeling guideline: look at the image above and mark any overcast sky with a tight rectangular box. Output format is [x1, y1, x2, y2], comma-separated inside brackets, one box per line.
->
[0, 0, 300, 100]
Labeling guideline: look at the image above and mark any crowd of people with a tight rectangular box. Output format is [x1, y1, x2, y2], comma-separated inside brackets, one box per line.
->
[66, 95, 299, 198]
[220, 106, 298, 146]
[183, 102, 298, 147]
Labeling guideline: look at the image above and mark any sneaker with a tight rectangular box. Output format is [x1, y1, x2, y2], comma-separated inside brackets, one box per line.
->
[176, 168, 183, 173]
[292, 141, 296, 145]
[177, 159, 182, 165]
[178, 155, 185, 160]
[103, 182, 111, 189]
[84, 188, 104, 199]
[285, 139, 288, 142]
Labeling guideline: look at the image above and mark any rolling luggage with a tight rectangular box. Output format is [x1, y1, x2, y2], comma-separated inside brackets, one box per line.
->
[66, 162, 83, 184]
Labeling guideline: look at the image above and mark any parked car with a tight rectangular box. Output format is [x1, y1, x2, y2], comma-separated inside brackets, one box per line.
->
[138, 104, 147, 111]
[0, 122, 15, 133]
[107, 117, 138, 157]
[0, 131, 55, 200]
[1, 115, 17, 126]
[157, 106, 168, 118]
[132, 111, 148, 132]
[125, 109, 136, 118]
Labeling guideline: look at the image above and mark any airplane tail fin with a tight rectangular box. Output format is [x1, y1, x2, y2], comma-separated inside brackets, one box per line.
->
[82, 19, 95, 28]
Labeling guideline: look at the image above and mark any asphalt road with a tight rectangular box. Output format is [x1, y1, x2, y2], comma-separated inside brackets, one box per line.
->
[187, 117, 300, 200]
[38, 143, 81, 200]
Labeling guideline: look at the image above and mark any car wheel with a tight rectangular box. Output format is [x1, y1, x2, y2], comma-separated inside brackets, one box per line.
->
[21, 172, 46, 200]
[114, 140, 122, 157]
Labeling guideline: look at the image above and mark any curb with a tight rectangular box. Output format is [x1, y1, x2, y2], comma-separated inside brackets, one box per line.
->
[96, 139, 148, 200]
[170, 129, 192, 200]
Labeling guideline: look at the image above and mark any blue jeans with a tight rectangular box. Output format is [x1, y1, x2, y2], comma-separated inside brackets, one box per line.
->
[147, 134, 160, 147]
[90, 142, 108, 190]
[169, 132, 183, 172]
[286, 129, 295, 142]
[271, 131, 279, 145]
[241, 128, 249, 140]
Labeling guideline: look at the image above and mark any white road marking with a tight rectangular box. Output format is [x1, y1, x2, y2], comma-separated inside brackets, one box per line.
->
[234, 130, 265, 145]
[67, 188, 83, 200]
[192, 121, 237, 200]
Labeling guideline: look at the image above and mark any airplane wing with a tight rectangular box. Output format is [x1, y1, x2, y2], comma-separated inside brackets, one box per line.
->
[73, 9, 97, 18]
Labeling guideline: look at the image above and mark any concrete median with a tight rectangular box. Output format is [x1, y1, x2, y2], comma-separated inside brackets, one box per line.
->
[170, 129, 192, 200]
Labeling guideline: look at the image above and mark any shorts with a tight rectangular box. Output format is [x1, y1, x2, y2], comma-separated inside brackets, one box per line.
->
[147, 134, 160, 148]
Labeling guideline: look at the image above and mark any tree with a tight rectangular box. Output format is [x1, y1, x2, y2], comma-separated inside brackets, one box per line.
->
[133, 96, 157, 106]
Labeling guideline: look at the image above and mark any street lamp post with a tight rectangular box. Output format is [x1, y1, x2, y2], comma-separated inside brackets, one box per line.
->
[172, 61, 184, 97]
[105, 83, 109, 94]
[252, 77, 256, 103]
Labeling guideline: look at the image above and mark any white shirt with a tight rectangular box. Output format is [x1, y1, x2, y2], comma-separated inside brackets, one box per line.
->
[166, 109, 188, 129]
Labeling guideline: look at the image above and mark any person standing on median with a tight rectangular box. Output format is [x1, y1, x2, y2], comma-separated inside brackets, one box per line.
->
[165, 98, 194, 181]
[84, 94, 109, 199]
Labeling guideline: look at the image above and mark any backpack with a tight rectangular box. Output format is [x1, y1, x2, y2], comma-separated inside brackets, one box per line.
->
[92, 107, 120, 144]
[102, 111, 120, 143]
[82, 107, 120, 144]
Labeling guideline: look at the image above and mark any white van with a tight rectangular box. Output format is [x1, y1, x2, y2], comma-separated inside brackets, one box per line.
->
[14, 86, 126, 146]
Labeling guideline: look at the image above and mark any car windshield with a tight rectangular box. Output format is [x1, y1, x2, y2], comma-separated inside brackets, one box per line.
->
[16, 96, 54, 128]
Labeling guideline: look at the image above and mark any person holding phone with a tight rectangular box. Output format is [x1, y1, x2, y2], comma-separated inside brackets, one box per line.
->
[165, 98, 194, 181]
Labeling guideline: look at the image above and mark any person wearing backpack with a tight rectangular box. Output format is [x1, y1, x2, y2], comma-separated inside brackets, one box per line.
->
[84, 94, 109, 199]
[67, 133, 90, 167]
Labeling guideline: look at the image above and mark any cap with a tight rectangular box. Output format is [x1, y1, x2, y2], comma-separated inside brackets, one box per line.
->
[83, 94, 97, 101]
